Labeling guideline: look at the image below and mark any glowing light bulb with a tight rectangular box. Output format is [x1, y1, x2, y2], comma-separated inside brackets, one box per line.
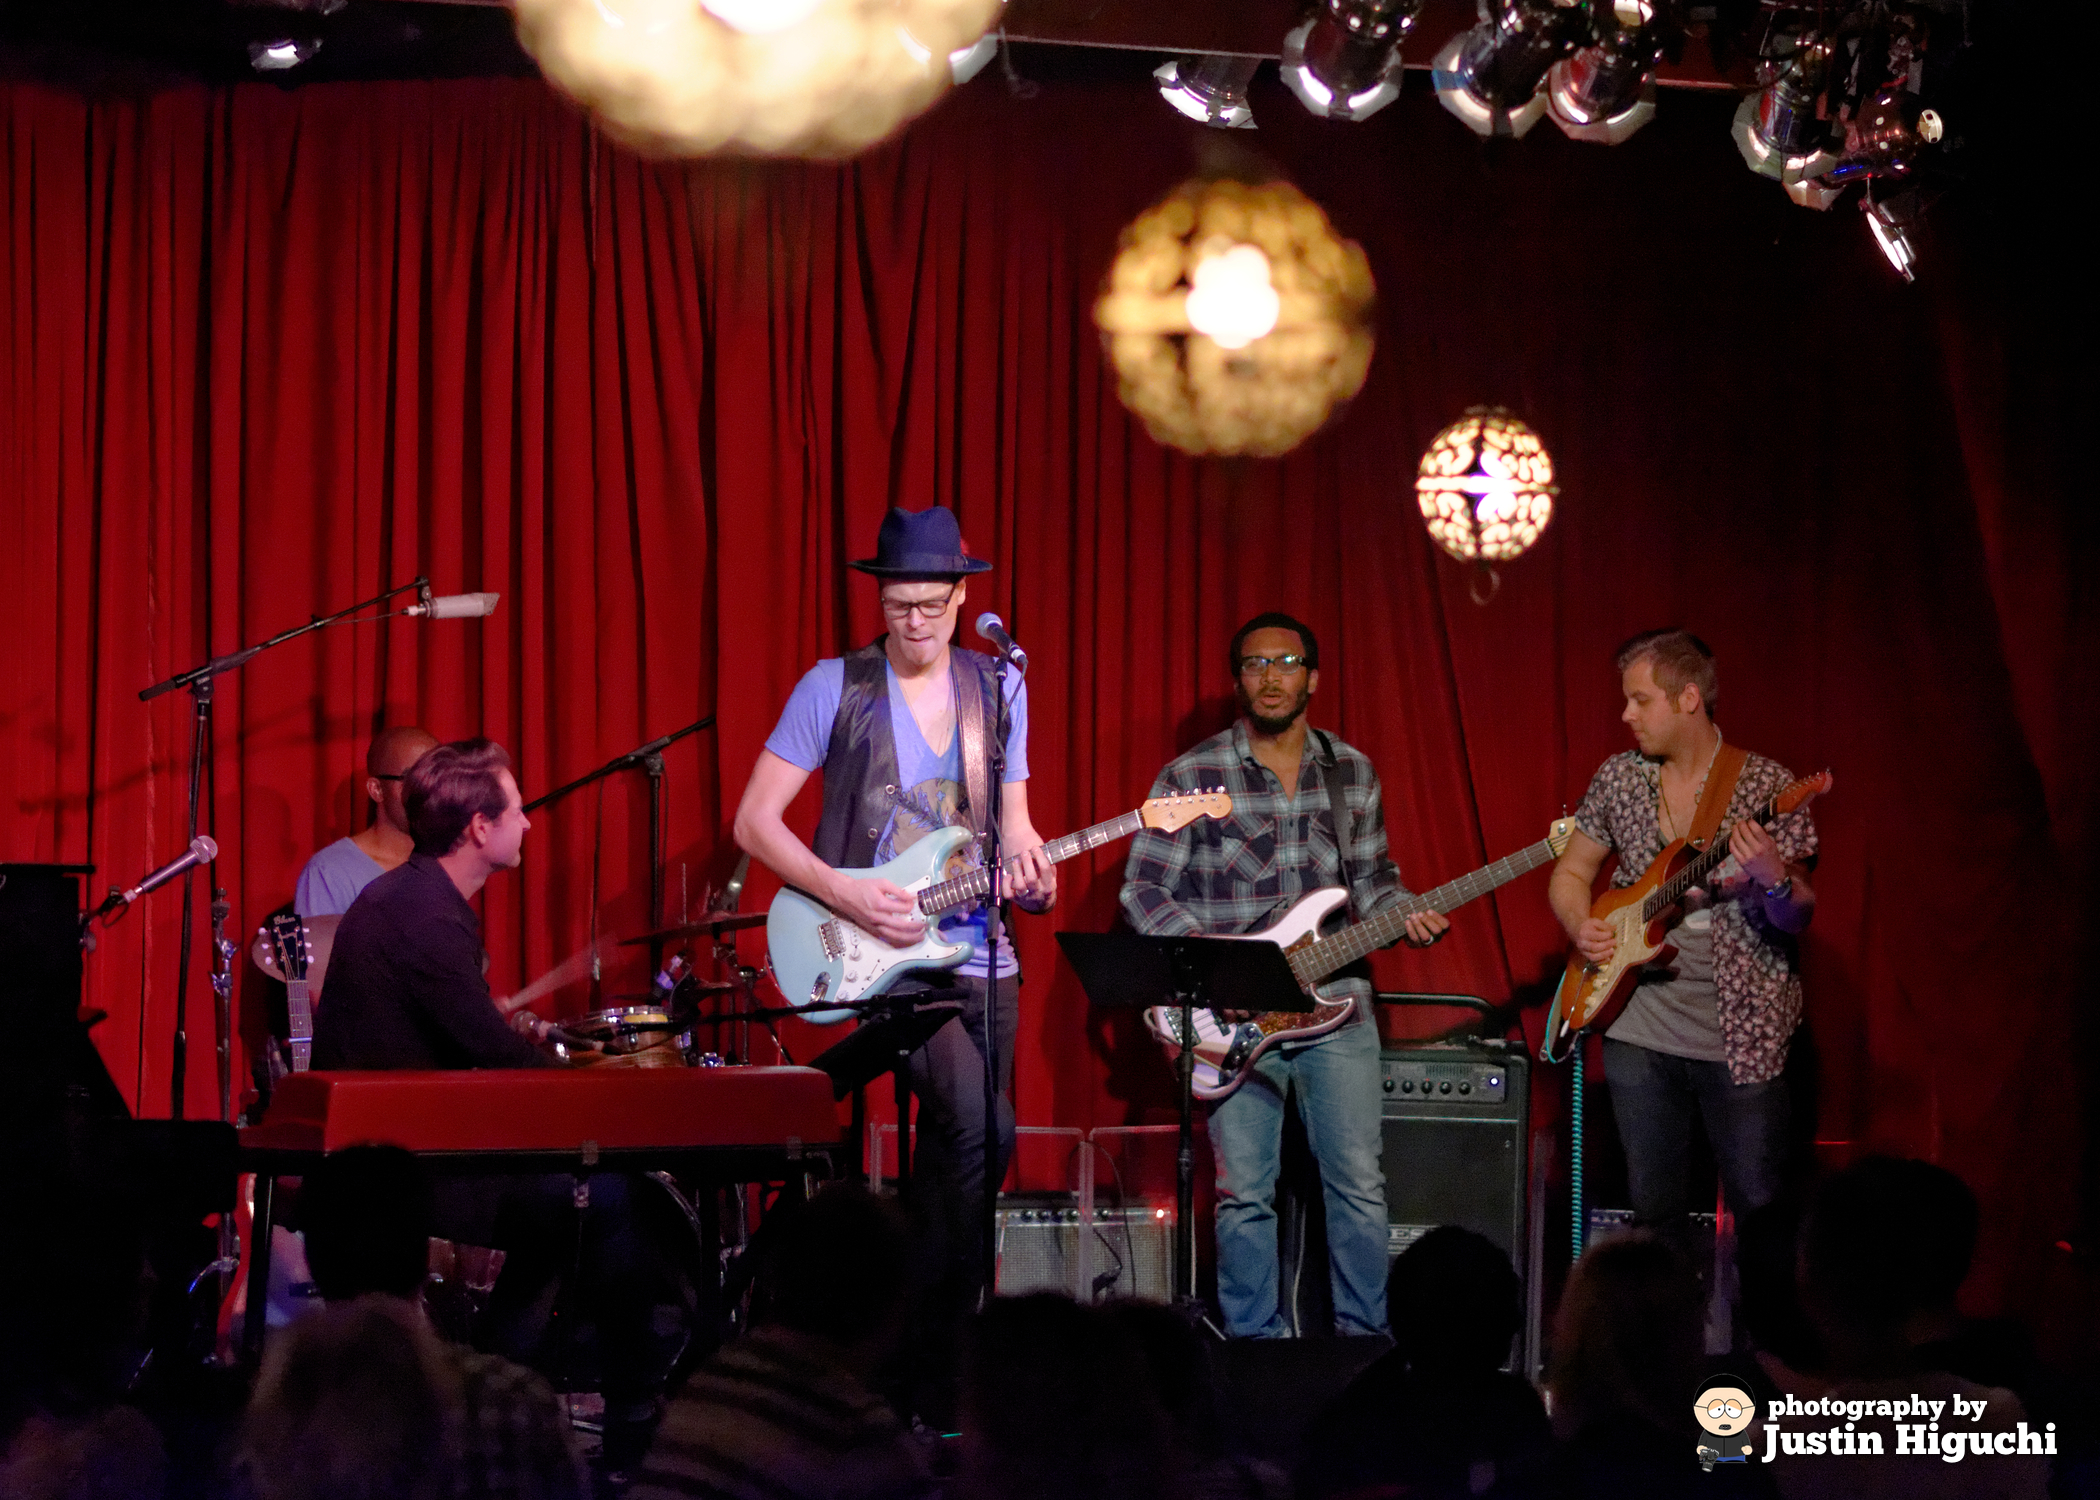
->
[1184, 243, 1280, 351]
[702, 0, 823, 35]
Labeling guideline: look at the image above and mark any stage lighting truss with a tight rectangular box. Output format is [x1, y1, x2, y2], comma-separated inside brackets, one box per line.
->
[1545, 0, 1674, 144]
[1432, 0, 1593, 139]
[1280, 0, 1425, 122]
[1156, 53, 1261, 129]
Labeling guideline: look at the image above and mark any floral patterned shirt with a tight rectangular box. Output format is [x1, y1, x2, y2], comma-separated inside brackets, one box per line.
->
[1572, 745, 1819, 1085]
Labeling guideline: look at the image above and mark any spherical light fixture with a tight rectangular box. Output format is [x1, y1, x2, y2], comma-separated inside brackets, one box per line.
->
[1416, 407, 1557, 598]
[512, 0, 1000, 159]
[1094, 179, 1375, 459]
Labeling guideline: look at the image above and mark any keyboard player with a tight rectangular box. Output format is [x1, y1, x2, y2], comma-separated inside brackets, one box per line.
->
[313, 737, 675, 1467]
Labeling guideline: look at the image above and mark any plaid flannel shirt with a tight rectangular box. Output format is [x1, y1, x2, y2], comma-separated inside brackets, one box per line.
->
[1120, 721, 1411, 1028]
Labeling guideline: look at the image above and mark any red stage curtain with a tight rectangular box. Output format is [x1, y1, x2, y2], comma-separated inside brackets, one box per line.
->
[2, 66, 2088, 1319]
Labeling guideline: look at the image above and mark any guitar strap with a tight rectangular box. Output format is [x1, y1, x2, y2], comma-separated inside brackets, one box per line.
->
[954, 656, 993, 843]
[1686, 741, 1750, 850]
[1313, 730, 1358, 897]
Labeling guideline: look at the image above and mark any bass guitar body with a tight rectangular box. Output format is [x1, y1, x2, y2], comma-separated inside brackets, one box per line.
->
[1142, 888, 1352, 1102]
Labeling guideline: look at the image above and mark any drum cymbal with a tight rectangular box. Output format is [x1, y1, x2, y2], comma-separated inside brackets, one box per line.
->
[619, 911, 768, 945]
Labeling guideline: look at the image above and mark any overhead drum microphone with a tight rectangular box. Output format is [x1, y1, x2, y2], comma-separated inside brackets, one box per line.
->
[974, 613, 1028, 671]
[403, 588, 501, 620]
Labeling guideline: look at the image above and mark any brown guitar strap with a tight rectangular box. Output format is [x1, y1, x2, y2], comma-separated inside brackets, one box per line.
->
[1686, 741, 1750, 850]
[955, 658, 992, 843]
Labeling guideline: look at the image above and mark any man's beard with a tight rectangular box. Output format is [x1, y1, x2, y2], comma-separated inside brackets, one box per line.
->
[1239, 682, 1311, 735]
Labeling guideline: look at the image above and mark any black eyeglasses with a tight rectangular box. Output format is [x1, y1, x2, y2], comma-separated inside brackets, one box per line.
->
[1238, 654, 1311, 679]
[880, 586, 960, 621]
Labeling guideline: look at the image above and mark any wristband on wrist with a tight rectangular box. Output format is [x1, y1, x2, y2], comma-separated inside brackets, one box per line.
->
[1762, 875, 1793, 901]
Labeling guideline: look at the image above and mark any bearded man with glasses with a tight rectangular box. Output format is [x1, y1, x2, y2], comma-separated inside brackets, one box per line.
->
[734, 506, 1054, 1389]
[1121, 611, 1447, 1338]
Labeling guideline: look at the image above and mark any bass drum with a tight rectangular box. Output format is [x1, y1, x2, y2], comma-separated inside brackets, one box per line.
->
[547, 1170, 717, 1394]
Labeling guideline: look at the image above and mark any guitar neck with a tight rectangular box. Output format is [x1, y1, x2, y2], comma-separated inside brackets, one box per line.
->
[1290, 837, 1562, 984]
[1641, 794, 1780, 918]
[917, 810, 1147, 916]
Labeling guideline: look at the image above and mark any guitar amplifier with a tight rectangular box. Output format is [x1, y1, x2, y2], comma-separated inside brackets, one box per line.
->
[994, 1192, 1175, 1302]
[1379, 1042, 1529, 1270]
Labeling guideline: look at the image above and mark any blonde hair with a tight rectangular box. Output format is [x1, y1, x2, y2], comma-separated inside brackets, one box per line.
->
[1615, 629, 1719, 717]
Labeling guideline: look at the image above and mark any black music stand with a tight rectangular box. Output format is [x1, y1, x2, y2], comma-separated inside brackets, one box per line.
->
[807, 989, 964, 1200]
[1055, 932, 1309, 1316]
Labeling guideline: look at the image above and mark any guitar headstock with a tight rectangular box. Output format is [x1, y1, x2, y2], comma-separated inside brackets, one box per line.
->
[1141, 788, 1233, 833]
[1775, 770, 1834, 817]
[1545, 816, 1578, 858]
[267, 912, 312, 984]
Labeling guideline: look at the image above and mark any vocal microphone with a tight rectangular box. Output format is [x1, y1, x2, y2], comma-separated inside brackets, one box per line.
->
[100, 835, 219, 916]
[974, 613, 1028, 671]
[404, 587, 501, 620]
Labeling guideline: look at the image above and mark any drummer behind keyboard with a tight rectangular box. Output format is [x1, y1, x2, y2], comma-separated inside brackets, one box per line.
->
[312, 738, 551, 1072]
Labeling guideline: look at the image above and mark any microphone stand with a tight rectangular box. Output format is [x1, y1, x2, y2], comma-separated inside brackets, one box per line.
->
[981, 653, 1014, 1306]
[523, 716, 716, 979]
[139, 576, 433, 1123]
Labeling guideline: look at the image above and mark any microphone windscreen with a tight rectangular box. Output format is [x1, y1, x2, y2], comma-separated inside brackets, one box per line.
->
[192, 835, 220, 861]
[426, 592, 501, 620]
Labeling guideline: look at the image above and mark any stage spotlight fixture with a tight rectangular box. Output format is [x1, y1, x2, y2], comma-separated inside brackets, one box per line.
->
[1732, 32, 1840, 201]
[1094, 178, 1375, 458]
[1545, 0, 1671, 144]
[1280, 0, 1424, 122]
[1432, 0, 1591, 139]
[1822, 87, 1943, 187]
[249, 37, 322, 71]
[1862, 190, 1922, 282]
[1156, 54, 1260, 129]
[1416, 406, 1557, 600]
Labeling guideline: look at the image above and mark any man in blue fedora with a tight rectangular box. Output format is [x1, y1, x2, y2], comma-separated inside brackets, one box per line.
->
[733, 505, 1054, 1381]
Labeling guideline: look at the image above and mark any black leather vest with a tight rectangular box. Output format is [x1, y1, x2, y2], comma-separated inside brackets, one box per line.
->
[810, 639, 1001, 871]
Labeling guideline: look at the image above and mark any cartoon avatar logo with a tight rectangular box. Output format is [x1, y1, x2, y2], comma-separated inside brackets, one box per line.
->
[1694, 1375, 1758, 1472]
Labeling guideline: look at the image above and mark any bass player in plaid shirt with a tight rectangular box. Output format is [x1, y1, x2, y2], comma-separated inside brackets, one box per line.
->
[1120, 612, 1448, 1338]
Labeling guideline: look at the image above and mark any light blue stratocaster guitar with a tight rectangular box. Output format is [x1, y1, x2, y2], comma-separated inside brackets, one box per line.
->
[768, 790, 1232, 1023]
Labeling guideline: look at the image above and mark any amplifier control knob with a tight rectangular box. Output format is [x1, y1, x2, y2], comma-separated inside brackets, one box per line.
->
[1383, 1078, 1395, 1093]
[1439, 1081, 1452, 1095]
[1458, 1082, 1472, 1095]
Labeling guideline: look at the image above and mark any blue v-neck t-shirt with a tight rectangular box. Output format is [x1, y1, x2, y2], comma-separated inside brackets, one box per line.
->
[766, 657, 1029, 978]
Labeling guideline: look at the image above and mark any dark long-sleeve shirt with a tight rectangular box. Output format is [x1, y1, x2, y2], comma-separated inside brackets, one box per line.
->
[312, 852, 548, 1070]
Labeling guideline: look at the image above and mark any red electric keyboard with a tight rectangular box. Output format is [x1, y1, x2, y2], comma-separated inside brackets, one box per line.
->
[234, 1066, 844, 1363]
[242, 1066, 842, 1159]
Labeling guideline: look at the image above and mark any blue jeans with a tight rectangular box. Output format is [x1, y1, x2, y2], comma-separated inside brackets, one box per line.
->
[1601, 1037, 1789, 1222]
[1208, 1017, 1388, 1337]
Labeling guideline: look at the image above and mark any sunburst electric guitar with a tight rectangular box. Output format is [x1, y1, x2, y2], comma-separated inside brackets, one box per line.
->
[1542, 770, 1833, 1060]
[768, 791, 1233, 1024]
[1145, 818, 1577, 1103]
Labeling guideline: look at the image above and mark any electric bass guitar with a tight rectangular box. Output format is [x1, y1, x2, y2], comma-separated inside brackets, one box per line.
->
[1542, 769, 1832, 1059]
[768, 791, 1234, 1023]
[1144, 818, 1576, 1102]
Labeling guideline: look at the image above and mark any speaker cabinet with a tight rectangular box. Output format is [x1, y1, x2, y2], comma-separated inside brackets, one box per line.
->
[1378, 1042, 1529, 1267]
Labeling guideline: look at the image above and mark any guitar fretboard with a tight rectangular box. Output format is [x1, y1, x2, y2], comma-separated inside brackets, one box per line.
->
[916, 811, 1148, 917]
[1638, 792, 1784, 921]
[1285, 836, 1562, 986]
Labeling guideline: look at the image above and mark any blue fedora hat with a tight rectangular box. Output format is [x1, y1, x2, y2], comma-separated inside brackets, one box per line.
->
[849, 506, 992, 577]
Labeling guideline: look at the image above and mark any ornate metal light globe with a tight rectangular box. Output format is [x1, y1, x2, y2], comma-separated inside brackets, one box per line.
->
[513, 0, 1000, 159]
[1416, 407, 1558, 583]
[1093, 179, 1375, 459]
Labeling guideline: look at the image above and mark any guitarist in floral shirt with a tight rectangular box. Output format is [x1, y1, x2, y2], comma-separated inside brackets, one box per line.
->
[1548, 629, 1819, 1251]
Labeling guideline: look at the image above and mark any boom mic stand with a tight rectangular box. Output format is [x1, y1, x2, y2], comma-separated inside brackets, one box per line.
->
[523, 716, 716, 980]
[980, 656, 1013, 1305]
[139, 576, 439, 1123]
